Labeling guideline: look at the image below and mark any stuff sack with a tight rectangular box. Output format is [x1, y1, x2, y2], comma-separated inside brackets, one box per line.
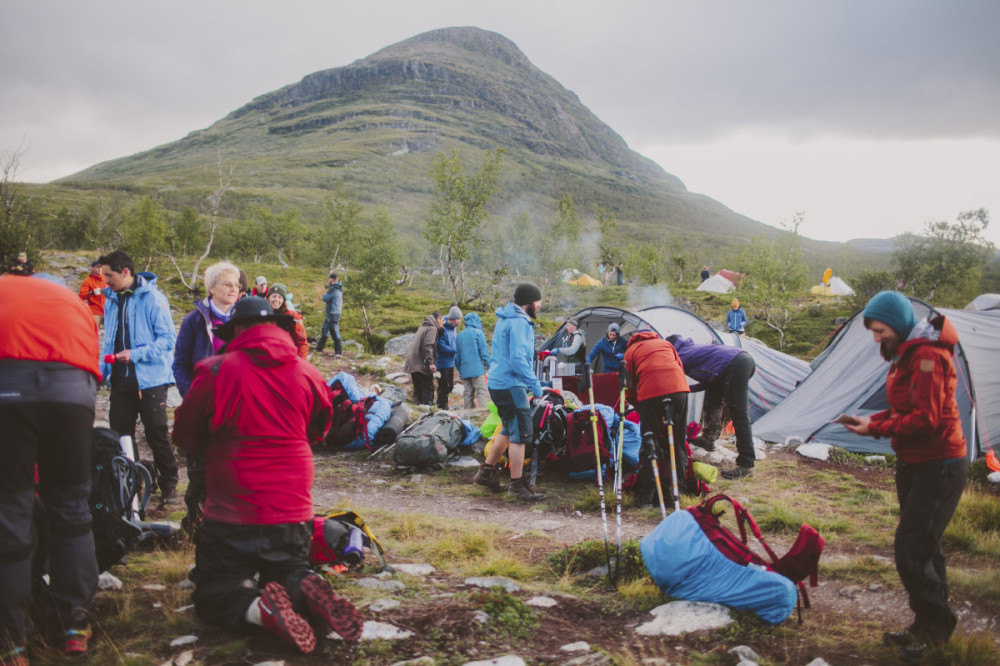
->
[392, 411, 467, 468]
[89, 427, 154, 572]
[687, 494, 824, 611]
[373, 403, 410, 448]
[309, 510, 390, 573]
[641, 509, 797, 624]
[551, 404, 614, 475]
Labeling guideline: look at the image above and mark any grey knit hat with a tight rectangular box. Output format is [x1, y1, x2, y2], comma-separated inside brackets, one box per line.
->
[447, 305, 463, 320]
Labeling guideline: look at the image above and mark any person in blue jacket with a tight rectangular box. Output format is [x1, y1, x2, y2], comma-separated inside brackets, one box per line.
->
[727, 298, 748, 335]
[667, 335, 757, 479]
[316, 273, 343, 357]
[586, 322, 626, 373]
[455, 311, 491, 409]
[99, 251, 178, 504]
[435, 306, 462, 409]
[473, 283, 545, 502]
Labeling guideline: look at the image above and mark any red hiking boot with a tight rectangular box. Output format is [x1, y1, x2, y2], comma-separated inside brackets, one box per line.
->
[64, 626, 92, 655]
[258, 582, 316, 654]
[300, 574, 363, 642]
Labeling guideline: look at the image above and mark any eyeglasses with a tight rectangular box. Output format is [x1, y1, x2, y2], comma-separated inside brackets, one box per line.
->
[217, 281, 240, 290]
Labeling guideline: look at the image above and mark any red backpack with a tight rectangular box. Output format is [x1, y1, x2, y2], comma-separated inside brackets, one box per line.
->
[551, 407, 613, 475]
[325, 381, 378, 449]
[687, 494, 825, 619]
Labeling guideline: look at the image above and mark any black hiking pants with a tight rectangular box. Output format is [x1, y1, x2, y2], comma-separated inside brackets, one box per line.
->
[436, 367, 454, 410]
[895, 457, 968, 644]
[109, 384, 178, 493]
[190, 519, 316, 632]
[637, 392, 689, 499]
[411, 372, 434, 406]
[0, 402, 98, 648]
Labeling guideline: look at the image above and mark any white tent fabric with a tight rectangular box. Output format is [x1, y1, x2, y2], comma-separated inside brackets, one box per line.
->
[697, 274, 736, 294]
[752, 299, 997, 460]
[809, 276, 855, 296]
[965, 293, 1000, 311]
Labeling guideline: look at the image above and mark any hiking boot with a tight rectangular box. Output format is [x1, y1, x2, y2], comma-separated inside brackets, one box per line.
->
[692, 436, 716, 452]
[507, 477, 544, 502]
[721, 465, 753, 480]
[0, 647, 28, 666]
[64, 626, 92, 655]
[884, 629, 914, 647]
[300, 574, 363, 642]
[258, 582, 316, 654]
[899, 642, 929, 663]
[160, 488, 179, 506]
[473, 463, 503, 493]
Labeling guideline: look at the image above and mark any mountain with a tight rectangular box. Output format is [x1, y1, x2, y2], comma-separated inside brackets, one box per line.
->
[59, 27, 817, 255]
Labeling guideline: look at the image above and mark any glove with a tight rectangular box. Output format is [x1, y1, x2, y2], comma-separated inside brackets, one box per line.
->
[538, 350, 552, 360]
[614, 352, 625, 360]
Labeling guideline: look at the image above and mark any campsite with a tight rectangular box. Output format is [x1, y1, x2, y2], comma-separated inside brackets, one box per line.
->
[24, 253, 991, 666]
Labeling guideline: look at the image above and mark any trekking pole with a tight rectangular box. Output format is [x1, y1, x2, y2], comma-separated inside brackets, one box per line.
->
[642, 430, 668, 519]
[662, 397, 681, 512]
[613, 365, 628, 585]
[583, 362, 613, 585]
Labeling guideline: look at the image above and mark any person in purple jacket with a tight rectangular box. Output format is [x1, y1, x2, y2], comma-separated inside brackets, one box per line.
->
[667, 335, 756, 479]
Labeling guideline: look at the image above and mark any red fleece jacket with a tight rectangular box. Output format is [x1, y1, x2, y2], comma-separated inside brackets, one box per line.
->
[624, 330, 689, 405]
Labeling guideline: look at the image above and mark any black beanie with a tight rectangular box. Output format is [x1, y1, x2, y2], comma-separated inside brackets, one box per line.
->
[513, 282, 542, 306]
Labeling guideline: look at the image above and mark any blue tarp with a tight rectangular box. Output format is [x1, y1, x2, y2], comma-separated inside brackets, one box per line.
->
[641, 510, 796, 624]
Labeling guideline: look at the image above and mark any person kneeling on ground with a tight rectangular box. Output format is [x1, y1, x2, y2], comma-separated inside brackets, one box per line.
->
[173, 297, 362, 653]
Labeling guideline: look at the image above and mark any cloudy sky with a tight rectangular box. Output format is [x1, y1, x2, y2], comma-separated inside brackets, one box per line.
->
[3, 1, 999, 244]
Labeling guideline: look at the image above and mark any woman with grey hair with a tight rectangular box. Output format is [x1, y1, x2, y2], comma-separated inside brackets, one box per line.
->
[172, 260, 241, 531]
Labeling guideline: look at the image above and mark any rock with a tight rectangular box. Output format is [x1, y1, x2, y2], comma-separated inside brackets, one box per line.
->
[839, 585, 863, 598]
[462, 657, 526, 666]
[728, 645, 761, 662]
[330, 621, 413, 641]
[370, 598, 401, 612]
[356, 577, 406, 592]
[390, 484, 405, 491]
[251, 662, 286, 666]
[391, 658, 436, 666]
[385, 334, 415, 357]
[560, 641, 590, 652]
[175, 579, 195, 591]
[169, 635, 199, 647]
[410, 474, 424, 483]
[526, 596, 558, 607]
[805, 660, 831, 666]
[988, 471, 1000, 485]
[142, 584, 167, 591]
[796, 443, 831, 460]
[448, 456, 481, 468]
[865, 455, 887, 464]
[380, 385, 409, 403]
[563, 655, 613, 666]
[528, 520, 563, 531]
[171, 650, 195, 666]
[98, 572, 123, 590]
[472, 610, 490, 623]
[586, 565, 609, 578]
[868, 583, 883, 592]
[392, 563, 436, 576]
[174, 604, 194, 613]
[636, 600, 733, 636]
[393, 375, 412, 386]
[464, 576, 521, 593]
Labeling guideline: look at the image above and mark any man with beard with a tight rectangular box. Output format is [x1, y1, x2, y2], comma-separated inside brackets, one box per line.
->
[844, 291, 967, 663]
[473, 283, 545, 501]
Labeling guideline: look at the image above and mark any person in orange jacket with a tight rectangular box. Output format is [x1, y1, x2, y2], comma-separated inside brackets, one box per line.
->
[624, 328, 691, 500]
[844, 292, 967, 661]
[266, 284, 309, 359]
[78, 260, 106, 327]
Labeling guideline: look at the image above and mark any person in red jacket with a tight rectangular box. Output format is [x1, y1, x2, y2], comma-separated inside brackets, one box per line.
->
[1, 274, 101, 661]
[844, 291, 967, 661]
[266, 283, 309, 359]
[78, 260, 106, 327]
[624, 328, 691, 501]
[172, 297, 361, 653]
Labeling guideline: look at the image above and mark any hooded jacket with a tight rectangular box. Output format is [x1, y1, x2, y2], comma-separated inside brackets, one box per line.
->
[487, 302, 542, 396]
[866, 315, 967, 463]
[404, 315, 441, 376]
[587, 331, 626, 373]
[455, 312, 491, 379]
[172, 324, 332, 525]
[100, 273, 176, 389]
[436, 319, 459, 369]
[668, 336, 743, 391]
[624, 330, 689, 405]
[173, 298, 230, 397]
[78, 272, 106, 316]
[726, 307, 748, 333]
[321, 281, 343, 321]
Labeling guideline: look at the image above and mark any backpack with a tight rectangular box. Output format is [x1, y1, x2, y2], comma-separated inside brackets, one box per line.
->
[326, 380, 378, 450]
[687, 494, 825, 618]
[392, 411, 466, 468]
[524, 389, 568, 462]
[623, 425, 711, 497]
[551, 406, 614, 476]
[89, 427, 155, 572]
[309, 510, 391, 573]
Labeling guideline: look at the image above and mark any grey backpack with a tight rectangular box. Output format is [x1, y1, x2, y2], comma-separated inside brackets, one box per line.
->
[392, 412, 466, 468]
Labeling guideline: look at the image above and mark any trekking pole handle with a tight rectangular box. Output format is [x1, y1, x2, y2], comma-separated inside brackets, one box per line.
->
[661, 396, 673, 426]
[581, 362, 592, 393]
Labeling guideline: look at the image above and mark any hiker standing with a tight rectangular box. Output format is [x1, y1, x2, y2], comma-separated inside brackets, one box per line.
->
[266, 284, 309, 359]
[404, 311, 443, 406]
[616, 262, 624, 286]
[455, 311, 491, 409]
[173, 297, 361, 654]
[551, 317, 587, 365]
[252, 275, 268, 297]
[316, 273, 343, 357]
[624, 328, 690, 501]
[98, 251, 179, 505]
[726, 298, 748, 335]
[435, 306, 462, 410]
[0, 275, 101, 661]
[667, 335, 757, 479]
[586, 322, 625, 373]
[473, 283, 545, 501]
[172, 261, 242, 533]
[844, 291, 967, 662]
[700, 265, 710, 283]
[78, 260, 106, 328]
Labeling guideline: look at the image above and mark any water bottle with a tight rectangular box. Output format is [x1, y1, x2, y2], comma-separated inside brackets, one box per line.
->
[119, 435, 135, 462]
[342, 527, 364, 564]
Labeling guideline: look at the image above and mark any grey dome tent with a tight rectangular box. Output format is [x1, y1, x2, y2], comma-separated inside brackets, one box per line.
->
[752, 299, 998, 461]
[965, 293, 1000, 311]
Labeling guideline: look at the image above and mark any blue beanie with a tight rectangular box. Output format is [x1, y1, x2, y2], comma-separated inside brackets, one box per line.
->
[863, 291, 917, 339]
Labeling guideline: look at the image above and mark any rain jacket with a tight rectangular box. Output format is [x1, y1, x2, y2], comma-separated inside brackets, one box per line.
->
[172, 324, 332, 525]
[455, 312, 491, 379]
[99, 273, 176, 389]
[487, 302, 542, 397]
[322, 281, 343, 321]
[78, 272, 106, 316]
[436, 320, 459, 369]
[173, 298, 229, 397]
[587, 332, 626, 373]
[624, 330, 689, 405]
[867, 315, 967, 463]
[727, 307, 748, 333]
[669, 337, 743, 392]
[404, 315, 441, 376]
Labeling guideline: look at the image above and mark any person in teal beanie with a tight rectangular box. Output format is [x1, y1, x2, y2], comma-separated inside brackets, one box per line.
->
[862, 290, 918, 343]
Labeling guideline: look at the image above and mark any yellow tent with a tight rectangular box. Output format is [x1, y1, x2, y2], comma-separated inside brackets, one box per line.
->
[567, 273, 603, 287]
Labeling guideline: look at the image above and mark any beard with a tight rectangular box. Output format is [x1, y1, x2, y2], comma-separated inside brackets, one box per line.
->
[524, 302, 539, 319]
[879, 337, 900, 361]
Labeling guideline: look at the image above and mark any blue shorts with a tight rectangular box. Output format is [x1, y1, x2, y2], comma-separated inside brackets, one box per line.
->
[488, 386, 532, 444]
